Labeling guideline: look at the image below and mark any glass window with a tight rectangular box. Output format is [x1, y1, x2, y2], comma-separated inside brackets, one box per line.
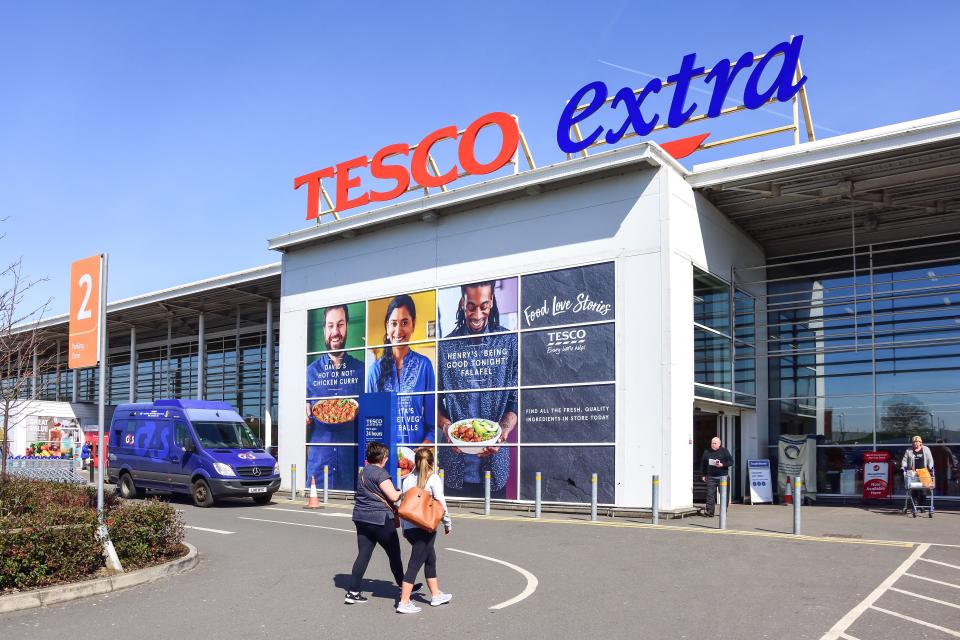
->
[192, 421, 261, 449]
[694, 329, 731, 390]
[694, 269, 730, 334]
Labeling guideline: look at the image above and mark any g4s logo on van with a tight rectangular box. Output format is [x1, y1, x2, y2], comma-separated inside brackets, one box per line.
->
[237, 452, 257, 460]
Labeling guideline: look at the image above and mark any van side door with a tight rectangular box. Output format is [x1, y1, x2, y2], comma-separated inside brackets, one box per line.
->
[168, 421, 194, 491]
[139, 419, 172, 491]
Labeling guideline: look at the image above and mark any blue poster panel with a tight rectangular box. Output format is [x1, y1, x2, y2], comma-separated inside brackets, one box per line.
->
[357, 392, 399, 482]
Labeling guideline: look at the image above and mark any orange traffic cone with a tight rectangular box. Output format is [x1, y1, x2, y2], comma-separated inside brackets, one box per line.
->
[306, 475, 321, 509]
[784, 476, 793, 505]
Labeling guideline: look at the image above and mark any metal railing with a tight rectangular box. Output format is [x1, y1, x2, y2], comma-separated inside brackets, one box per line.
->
[5, 458, 86, 484]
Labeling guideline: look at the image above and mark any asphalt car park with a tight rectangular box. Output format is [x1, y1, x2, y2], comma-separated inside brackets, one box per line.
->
[2, 493, 959, 640]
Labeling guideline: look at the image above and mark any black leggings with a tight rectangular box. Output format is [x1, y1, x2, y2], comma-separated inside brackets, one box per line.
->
[350, 519, 404, 592]
[403, 528, 438, 584]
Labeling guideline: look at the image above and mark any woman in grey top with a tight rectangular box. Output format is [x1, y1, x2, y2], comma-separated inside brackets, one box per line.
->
[345, 442, 404, 604]
[901, 435, 935, 512]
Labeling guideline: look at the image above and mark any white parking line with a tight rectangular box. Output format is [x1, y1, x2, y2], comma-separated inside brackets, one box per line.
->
[446, 547, 538, 610]
[237, 516, 353, 534]
[264, 507, 351, 518]
[889, 587, 960, 610]
[819, 543, 930, 640]
[839, 633, 861, 640]
[185, 525, 234, 535]
[919, 557, 960, 571]
[904, 573, 960, 590]
[870, 606, 960, 638]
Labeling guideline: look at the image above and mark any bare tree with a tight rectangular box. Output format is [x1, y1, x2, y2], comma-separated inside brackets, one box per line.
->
[1, 249, 55, 480]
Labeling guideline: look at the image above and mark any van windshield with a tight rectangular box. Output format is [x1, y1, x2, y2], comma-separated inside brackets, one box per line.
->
[192, 422, 262, 450]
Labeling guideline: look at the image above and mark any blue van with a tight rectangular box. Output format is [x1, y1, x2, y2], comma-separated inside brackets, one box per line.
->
[107, 399, 279, 507]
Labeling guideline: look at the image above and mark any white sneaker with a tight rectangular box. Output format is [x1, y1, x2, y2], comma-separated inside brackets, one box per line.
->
[430, 592, 453, 607]
[396, 601, 421, 614]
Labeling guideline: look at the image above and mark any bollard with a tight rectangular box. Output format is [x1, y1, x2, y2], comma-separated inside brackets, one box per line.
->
[484, 470, 491, 516]
[535, 471, 542, 519]
[591, 473, 598, 521]
[89, 460, 95, 483]
[719, 479, 728, 530]
[322, 465, 329, 504]
[793, 476, 802, 534]
[652, 475, 660, 525]
[290, 464, 297, 501]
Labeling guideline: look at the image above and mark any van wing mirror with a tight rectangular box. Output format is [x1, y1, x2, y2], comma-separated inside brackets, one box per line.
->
[183, 439, 196, 453]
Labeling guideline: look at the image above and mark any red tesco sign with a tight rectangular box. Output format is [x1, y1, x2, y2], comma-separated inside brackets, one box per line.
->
[295, 111, 520, 221]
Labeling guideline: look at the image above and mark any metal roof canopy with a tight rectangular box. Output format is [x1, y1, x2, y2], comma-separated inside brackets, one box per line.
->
[687, 111, 960, 258]
[31, 263, 281, 353]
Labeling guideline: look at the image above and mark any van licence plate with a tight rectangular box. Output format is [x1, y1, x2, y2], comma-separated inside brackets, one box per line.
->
[248, 487, 268, 494]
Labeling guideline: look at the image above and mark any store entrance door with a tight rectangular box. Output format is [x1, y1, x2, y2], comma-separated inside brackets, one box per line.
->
[692, 408, 742, 504]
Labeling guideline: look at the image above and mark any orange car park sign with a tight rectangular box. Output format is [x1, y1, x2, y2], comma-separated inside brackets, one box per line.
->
[68, 254, 103, 369]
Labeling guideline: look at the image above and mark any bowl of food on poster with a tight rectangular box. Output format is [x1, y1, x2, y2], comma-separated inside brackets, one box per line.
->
[398, 447, 415, 478]
[446, 418, 502, 454]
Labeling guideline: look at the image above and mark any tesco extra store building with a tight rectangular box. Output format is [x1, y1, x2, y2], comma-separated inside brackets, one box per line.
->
[270, 107, 960, 511]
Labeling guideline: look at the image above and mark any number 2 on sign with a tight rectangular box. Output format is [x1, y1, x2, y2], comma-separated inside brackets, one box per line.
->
[77, 273, 93, 320]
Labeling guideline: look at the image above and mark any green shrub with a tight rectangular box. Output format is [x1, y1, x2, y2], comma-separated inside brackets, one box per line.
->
[107, 500, 185, 569]
[0, 477, 119, 518]
[0, 506, 101, 592]
[0, 479, 183, 592]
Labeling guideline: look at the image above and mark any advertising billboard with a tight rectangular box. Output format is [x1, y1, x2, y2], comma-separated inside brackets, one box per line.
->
[304, 262, 616, 503]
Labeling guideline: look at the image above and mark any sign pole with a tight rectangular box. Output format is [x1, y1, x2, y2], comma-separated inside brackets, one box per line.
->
[96, 254, 122, 573]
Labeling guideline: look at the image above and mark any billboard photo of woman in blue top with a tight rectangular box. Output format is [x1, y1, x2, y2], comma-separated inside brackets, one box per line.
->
[366, 294, 436, 445]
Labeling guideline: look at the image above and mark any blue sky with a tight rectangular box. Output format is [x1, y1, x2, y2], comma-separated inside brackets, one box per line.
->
[2, 1, 959, 318]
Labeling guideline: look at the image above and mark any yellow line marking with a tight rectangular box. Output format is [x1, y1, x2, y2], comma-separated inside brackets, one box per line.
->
[451, 513, 913, 547]
[292, 500, 915, 548]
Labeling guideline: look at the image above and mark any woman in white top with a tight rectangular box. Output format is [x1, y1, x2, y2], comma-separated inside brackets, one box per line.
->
[396, 447, 453, 614]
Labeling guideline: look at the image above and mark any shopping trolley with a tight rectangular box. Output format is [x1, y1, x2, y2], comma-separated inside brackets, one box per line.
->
[901, 469, 935, 518]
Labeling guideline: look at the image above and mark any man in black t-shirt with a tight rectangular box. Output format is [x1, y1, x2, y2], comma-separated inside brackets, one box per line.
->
[700, 437, 734, 517]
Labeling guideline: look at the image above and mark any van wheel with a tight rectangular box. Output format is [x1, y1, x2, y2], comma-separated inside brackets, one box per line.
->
[119, 473, 145, 500]
[192, 479, 215, 507]
[252, 493, 273, 505]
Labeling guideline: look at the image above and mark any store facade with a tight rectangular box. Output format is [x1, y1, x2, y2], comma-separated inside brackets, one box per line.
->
[272, 144, 765, 510]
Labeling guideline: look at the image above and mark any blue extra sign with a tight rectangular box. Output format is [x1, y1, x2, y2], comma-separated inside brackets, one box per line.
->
[556, 36, 807, 155]
[357, 392, 399, 483]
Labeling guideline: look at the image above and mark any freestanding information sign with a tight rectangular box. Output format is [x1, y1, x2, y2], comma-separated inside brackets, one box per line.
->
[69, 254, 122, 573]
[357, 392, 399, 483]
[747, 459, 773, 504]
[862, 451, 892, 499]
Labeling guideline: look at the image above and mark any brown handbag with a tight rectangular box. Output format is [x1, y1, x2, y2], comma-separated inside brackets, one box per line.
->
[398, 478, 445, 532]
